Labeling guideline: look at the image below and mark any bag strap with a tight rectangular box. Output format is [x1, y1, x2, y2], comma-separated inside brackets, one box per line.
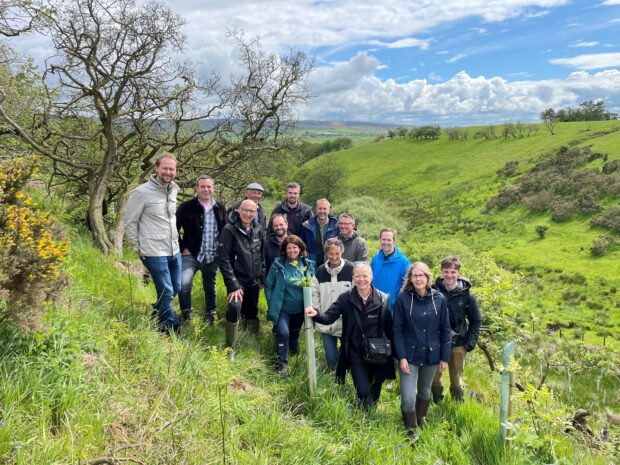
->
[352, 291, 386, 339]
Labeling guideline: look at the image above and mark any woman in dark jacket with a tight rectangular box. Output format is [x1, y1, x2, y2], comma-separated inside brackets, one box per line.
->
[265, 235, 315, 377]
[305, 263, 395, 410]
[393, 262, 451, 438]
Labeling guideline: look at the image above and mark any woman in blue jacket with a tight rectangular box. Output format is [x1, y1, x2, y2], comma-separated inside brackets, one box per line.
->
[265, 235, 315, 377]
[393, 262, 451, 438]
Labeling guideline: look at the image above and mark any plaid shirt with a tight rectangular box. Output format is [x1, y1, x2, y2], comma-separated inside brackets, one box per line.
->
[197, 202, 218, 263]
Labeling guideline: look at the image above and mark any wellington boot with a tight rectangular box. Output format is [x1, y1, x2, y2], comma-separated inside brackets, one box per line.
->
[246, 319, 260, 337]
[181, 308, 193, 322]
[205, 309, 216, 326]
[450, 387, 465, 402]
[415, 398, 431, 429]
[225, 321, 239, 361]
[402, 410, 418, 440]
[431, 385, 444, 404]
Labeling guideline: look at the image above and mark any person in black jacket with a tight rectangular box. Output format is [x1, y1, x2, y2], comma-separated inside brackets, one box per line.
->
[264, 214, 288, 273]
[176, 175, 227, 324]
[431, 256, 482, 402]
[305, 263, 395, 410]
[270, 182, 313, 236]
[393, 262, 451, 438]
[217, 199, 265, 360]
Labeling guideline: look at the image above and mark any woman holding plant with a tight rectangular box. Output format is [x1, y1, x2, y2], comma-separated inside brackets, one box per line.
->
[393, 262, 451, 438]
[265, 235, 315, 377]
[305, 263, 395, 410]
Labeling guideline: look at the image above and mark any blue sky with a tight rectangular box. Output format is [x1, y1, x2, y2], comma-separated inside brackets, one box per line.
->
[9, 0, 620, 126]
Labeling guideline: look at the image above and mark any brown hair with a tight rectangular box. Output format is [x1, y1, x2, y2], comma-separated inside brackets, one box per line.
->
[155, 152, 176, 166]
[401, 262, 433, 292]
[323, 237, 344, 254]
[279, 234, 308, 257]
[441, 256, 461, 270]
[379, 227, 396, 240]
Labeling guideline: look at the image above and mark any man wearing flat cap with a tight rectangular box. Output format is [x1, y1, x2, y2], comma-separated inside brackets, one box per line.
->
[227, 182, 267, 233]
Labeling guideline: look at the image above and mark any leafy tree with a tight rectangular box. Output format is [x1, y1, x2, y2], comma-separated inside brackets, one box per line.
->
[0, 0, 312, 254]
[293, 161, 349, 205]
[540, 108, 558, 135]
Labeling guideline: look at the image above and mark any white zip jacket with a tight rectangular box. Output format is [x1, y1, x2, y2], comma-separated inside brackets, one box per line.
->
[311, 260, 354, 337]
[124, 175, 180, 256]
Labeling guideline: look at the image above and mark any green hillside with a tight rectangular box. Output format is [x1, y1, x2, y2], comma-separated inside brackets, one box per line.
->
[312, 121, 620, 337]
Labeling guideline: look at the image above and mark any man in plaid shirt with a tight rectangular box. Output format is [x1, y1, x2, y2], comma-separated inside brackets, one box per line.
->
[176, 175, 227, 324]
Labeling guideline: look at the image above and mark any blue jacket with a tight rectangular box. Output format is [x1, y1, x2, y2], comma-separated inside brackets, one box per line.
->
[265, 256, 315, 323]
[371, 246, 411, 305]
[393, 288, 451, 366]
[300, 216, 339, 265]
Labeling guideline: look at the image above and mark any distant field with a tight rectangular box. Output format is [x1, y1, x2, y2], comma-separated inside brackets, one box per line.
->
[307, 121, 620, 337]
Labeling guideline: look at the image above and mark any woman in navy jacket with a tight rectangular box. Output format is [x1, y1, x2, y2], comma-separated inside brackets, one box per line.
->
[393, 262, 451, 438]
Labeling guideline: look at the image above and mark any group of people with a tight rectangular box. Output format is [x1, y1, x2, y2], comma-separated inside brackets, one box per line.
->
[124, 152, 482, 438]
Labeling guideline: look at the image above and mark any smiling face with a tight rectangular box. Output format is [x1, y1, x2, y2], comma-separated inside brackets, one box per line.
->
[353, 265, 372, 292]
[271, 216, 288, 238]
[196, 178, 214, 202]
[326, 247, 342, 267]
[286, 243, 301, 261]
[237, 200, 257, 228]
[411, 268, 429, 292]
[338, 216, 355, 238]
[246, 188, 263, 203]
[379, 230, 395, 255]
[316, 200, 330, 222]
[441, 266, 460, 289]
[155, 157, 177, 184]
[286, 187, 300, 205]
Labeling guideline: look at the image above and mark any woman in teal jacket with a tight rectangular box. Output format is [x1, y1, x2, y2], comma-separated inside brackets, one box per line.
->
[265, 235, 315, 377]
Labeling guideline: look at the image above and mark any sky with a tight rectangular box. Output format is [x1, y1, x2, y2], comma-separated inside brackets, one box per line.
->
[9, 0, 620, 126]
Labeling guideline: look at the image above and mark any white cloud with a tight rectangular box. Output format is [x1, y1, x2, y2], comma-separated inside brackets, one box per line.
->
[368, 38, 430, 49]
[427, 72, 443, 81]
[301, 53, 620, 125]
[446, 53, 467, 63]
[569, 41, 599, 47]
[550, 52, 620, 70]
[436, 50, 450, 55]
[602, 0, 620, 5]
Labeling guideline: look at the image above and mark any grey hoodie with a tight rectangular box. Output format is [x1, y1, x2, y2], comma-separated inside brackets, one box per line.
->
[125, 175, 180, 256]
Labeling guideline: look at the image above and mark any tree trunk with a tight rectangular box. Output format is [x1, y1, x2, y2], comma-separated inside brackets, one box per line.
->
[109, 189, 130, 257]
[88, 187, 113, 254]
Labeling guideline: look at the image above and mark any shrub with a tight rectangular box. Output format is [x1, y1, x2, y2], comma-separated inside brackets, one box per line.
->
[591, 206, 620, 233]
[535, 224, 549, 239]
[590, 234, 617, 257]
[0, 156, 69, 325]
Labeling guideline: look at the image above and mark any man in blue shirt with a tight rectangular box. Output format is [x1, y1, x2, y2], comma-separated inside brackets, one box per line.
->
[370, 228, 411, 306]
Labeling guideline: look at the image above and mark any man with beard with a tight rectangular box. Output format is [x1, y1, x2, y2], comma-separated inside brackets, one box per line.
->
[300, 198, 339, 267]
[265, 214, 289, 273]
[270, 182, 313, 236]
[125, 152, 182, 335]
[337, 213, 369, 264]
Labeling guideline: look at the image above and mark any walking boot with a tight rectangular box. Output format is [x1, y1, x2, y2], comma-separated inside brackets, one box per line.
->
[246, 319, 260, 337]
[431, 385, 444, 404]
[450, 386, 465, 402]
[181, 308, 193, 322]
[402, 410, 418, 440]
[225, 321, 239, 361]
[277, 362, 289, 378]
[205, 308, 217, 326]
[415, 398, 431, 429]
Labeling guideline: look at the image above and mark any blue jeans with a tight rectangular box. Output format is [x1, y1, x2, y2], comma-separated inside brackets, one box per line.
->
[399, 363, 438, 412]
[274, 311, 304, 366]
[142, 253, 182, 331]
[321, 333, 341, 370]
[179, 255, 218, 315]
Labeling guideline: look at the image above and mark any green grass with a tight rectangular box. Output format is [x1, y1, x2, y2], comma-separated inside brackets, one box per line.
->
[1, 232, 616, 464]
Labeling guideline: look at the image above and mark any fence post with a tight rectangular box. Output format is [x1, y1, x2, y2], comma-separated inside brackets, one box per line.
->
[303, 287, 318, 398]
[500, 341, 515, 448]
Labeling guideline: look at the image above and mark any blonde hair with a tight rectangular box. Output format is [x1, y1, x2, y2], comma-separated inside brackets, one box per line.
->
[401, 262, 433, 292]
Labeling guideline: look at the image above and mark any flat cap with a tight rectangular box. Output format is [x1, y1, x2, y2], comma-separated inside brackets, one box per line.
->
[246, 182, 264, 191]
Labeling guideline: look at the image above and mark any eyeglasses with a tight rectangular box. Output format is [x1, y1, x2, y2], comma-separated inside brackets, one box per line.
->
[240, 208, 257, 213]
[339, 222, 353, 226]
[411, 274, 427, 279]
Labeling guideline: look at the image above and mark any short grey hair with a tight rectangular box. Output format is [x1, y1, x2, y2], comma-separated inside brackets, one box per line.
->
[195, 175, 213, 186]
[286, 182, 301, 191]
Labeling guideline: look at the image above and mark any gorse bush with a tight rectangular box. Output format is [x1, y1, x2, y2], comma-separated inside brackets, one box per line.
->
[0, 156, 68, 324]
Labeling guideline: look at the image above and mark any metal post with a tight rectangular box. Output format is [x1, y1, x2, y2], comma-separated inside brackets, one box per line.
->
[500, 341, 515, 447]
[303, 287, 318, 397]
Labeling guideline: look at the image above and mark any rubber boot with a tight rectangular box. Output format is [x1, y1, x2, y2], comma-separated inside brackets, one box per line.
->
[402, 411, 418, 440]
[415, 398, 431, 429]
[225, 321, 239, 361]
[246, 319, 260, 337]
[431, 385, 444, 404]
[450, 387, 465, 402]
[277, 361, 288, 378]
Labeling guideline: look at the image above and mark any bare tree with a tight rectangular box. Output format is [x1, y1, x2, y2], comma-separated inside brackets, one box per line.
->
[0, 0, 312, 255]
[540, 108, 558, 135]
[0, 0, 39, 37]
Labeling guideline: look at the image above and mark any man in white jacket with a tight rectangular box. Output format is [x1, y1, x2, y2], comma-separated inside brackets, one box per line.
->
[125, 152, 181, 334]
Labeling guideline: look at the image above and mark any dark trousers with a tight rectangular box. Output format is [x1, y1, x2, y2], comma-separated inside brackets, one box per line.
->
[226, 284, 260, 323]
[349, 360, 385, 409]
[274, 311, 304, 366]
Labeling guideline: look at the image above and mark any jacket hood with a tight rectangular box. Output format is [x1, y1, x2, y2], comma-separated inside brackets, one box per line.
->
[339, 230, 359, 242]
[148, 174, 178, 191]
[404, 287, 442, 300]
[378, 245, 406, 262]
[434, 276, 472, 295]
